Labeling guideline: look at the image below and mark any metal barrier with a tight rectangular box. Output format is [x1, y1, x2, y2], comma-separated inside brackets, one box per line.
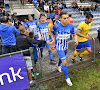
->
[92, 37, 96, 61]
[38, 48, 43, 78]
[0, 47, 45, 90]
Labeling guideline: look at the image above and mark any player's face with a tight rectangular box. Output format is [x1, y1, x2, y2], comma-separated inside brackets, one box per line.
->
[87, 17, 93, 23]
[60, 14, 68, 25]
[40, 16, 45, 23]
[47, 19, 50, 23]
[29, 16, 33, 21]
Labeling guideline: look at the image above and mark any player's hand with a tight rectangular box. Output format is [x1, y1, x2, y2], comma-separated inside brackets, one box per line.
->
[85, 33, 92, 40]
[46, 40, 54, 45]
[85, 35, 92, 40]
[38, 37, 43, 40]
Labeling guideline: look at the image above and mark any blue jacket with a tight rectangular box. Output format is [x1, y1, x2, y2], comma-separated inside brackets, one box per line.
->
[0, 24, 20, 45]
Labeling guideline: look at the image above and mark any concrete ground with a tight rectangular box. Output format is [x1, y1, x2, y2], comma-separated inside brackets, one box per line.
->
[36, 31, 100, 76]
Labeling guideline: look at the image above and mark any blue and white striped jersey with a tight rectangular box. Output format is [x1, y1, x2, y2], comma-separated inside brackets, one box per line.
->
[23, 22, 27, 28]
[51, 23, 76, 50]
[26, 20, 38, 37]
[37, 22, 49, 41]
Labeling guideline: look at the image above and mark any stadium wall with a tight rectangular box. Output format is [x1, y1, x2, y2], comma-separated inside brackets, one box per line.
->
[13, 8, 40, 21]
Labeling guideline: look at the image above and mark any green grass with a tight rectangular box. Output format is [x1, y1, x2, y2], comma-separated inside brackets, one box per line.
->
[43, 59, 100, 90]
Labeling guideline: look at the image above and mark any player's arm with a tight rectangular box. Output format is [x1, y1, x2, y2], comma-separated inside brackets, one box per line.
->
[38, 31, 43, 40]
[73, 34, 78, 46]
[76, 30, 92, 40]
[71, 24, 78, 45]
[50, 31, 55, 42]
[37, 24, 43, 40]
[50, 25, 57, 45]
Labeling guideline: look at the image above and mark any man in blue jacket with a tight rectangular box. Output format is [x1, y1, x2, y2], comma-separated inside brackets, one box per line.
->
[0, 16, 20, 54]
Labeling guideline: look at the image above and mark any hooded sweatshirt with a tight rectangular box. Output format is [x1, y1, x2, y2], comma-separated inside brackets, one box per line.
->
[0, 24, 20, 45]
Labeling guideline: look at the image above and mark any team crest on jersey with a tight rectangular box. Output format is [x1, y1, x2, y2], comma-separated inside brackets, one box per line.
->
[67, 29, 70, 33]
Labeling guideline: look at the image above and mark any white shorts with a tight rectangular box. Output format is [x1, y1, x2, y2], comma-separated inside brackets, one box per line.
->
[24, 56, 33, 70]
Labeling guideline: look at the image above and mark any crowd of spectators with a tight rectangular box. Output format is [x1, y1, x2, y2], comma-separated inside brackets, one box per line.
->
[0, 8, 9, 19]
[72, 1, 100, 15]
[38, 0, 66, 14]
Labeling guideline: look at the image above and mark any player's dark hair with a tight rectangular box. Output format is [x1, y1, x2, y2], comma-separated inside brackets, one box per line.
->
[29, 32, 34, 38]
[40, 13, 45, 18]
[60, 11, 68, 17]
[86, 13, 93, 19]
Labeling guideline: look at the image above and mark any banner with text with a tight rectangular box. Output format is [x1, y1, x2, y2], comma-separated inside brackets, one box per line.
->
[0, 53, 30, 90]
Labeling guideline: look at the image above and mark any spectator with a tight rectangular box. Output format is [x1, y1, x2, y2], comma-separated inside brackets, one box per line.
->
[0, 16, 20, 54]
[16, 25, 46, 87]
[39, 1, 44, 11]
[91, 3, 94, 11]
[0, 8, 3, 18]
[20, 0, 24, 5]
[68, 14, 73, 24]
[68, 14, 73, 40]
[87, 6, 91, 12]
[2, 8, 9, 17]
[83, 6, 87, 15]
[44, 3, 49, 13]
[54, 0, 58, 4]
[58, 1, 62, 9]
[56, 6, 61, 15]
[0, 8, 2, 12]
[11, 12, 17, 22]
[49, 5, 54, 13]
[14, 18, 21, 29]
[5, 0, 10, 8]
[42, 0, 45, 5]
[79, 6, 84, 15]
[23, 18, 28, 27]
[61, 0, 66, 8]
[53, 2, 58, 10]
[95, 3, 99, 11]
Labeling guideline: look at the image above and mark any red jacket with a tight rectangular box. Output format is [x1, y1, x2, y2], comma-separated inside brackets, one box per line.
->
[56, 8, 61, 13]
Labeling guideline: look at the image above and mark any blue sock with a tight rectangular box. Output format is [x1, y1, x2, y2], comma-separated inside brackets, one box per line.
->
[58, 58, 62, 66]
[62, 65, 69, 79]
[33, 47, 38, 60]
[48, 50, 52, 60]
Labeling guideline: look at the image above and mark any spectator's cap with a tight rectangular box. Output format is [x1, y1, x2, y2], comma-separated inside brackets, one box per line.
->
[47, 16, 50, 19]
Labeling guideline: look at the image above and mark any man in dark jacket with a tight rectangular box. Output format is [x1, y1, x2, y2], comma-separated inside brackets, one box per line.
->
[16, 25, 48, 87]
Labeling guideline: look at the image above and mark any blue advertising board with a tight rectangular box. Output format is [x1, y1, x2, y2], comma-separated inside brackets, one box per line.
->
[0, 53, 30, 90]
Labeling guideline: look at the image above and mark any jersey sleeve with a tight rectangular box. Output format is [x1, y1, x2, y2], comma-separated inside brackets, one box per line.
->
[37, 24, 40, 32]
[77, 22, 83, 31]
[36, 20, 38, 25]
[71, 24, 76, 34]
[26, 22, 29, 28]
[51, 24, 57, 34]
